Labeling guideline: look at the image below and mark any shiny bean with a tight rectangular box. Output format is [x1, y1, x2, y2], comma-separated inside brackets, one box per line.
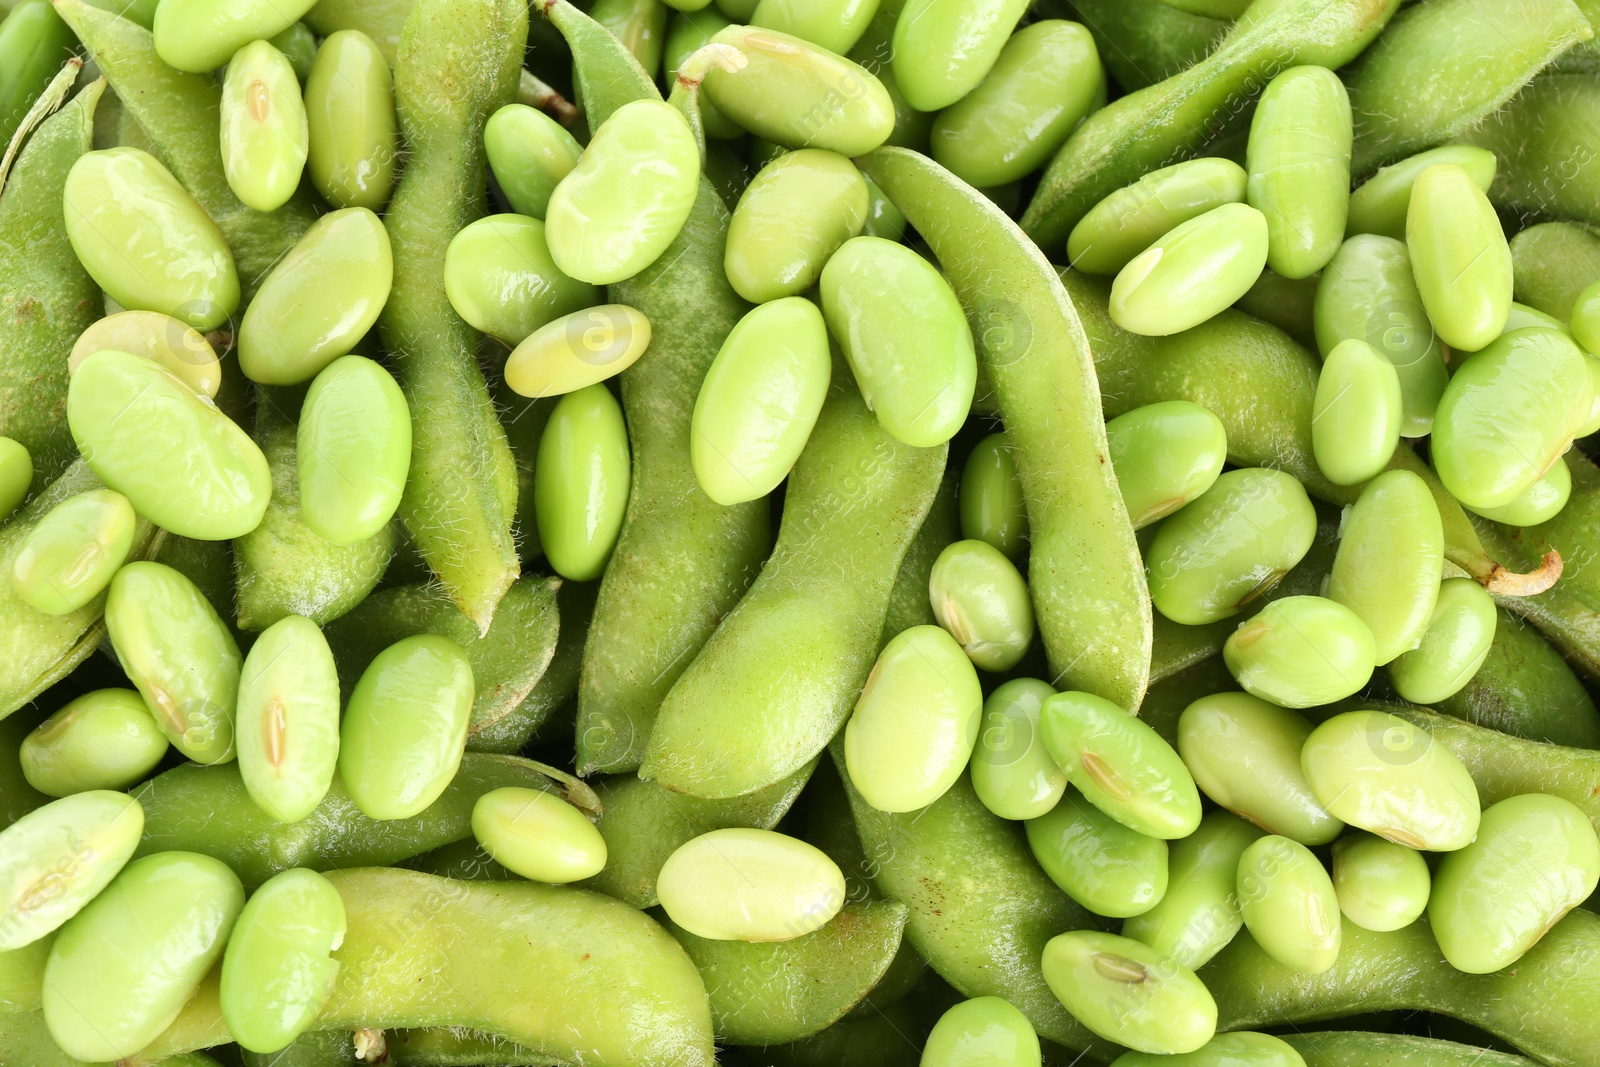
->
[472, 786, 608, 883]
[1346, 144, 1496, 241]
[1123, 810, 1261, 970]
[928, 539, 1034, 672]
[1311, 338, 1401, 486]
[9, 489, 134, 616]
[445, 214, 601, 349]
[1026, 788, 1169, 918]
[221, 40, 309, 213]
[1406, 162, 1511, 352]
[891, 0, 1029, 112]
[1326, 469, 1443, 665]
[751, 0, 878, 54]
[153, 0, 317, 72]
[1572, 275, 1600, 356]
[959, 432, 1029, 561]
[220, 868, 346, 1054]
[535, 383, 631, 581]
[970, 678, 1067, 822]
[235, 615, 341, 825]
[1465, 451, 1572, 527]
[1106, 400, 1227, 528]
[297, 355, 411, 546]
[484, 104, 584, 219]
[1040, 930, 1216, 1054]
[20, 690, 168, 797]
[1110, 1032, 1307, 1067]
[923, 996, 1042, 1067]
[1068, 158, 1247, 276]
[1235, 835, 1341, 974]
[305, 30, 398, 211]
[725, 148, 869, 303]
[1245, 66, 1351, 279]
[0, 438, 29, 523]
[1223, 595, 1376, 709]
[1110, 202, 1270, 336]
[1331, 831, 1429, 933]
[505, 304, 651, 399]
[0, 790, 143, 950]
[1386, 577, 1497, 706]
[656, 827, 845, 941]
[69, 311, 222, 399]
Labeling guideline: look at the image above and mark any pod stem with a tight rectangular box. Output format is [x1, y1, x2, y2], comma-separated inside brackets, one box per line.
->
[0, 59, 85, 193]
[1471, 548, 1565, 597]
[517, 68, 580, 128]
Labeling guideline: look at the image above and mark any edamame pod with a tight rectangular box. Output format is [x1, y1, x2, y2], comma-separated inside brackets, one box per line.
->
[960, 433, 1029, 560]
[0, 790, 143, 950]
[924, 997, 1042, 1067]
[239, 208, 394, 385]
[1110, 202, 1270, 336]
[970, 678, 1066, 821]
[1387, 577, 1496, 705]
[220, 868, 346, 1054]
[820, 235, 976, 447]
[657, 828, 845, 941]
[69, 310, 222, 399]
[690, 296, 831, 506]
[1236, 834, 1341, 974]
[0, 2, 74, 147]
[472, 786, 607, 883]
[1300, 710, 1480, 851]
[106, 561, 241, 763]
[725, 148, 869, 303]
[270, 21, 319, 82]
[1245, 66, 1351, 279]
[928, 540, 1035, 671]
[703, 25, 896, 155]
[1068, 158, 1247, 276]
[535, 383, 631, 582]
[20, 689, 167, 797]
[891, 0, 1028, 111]
[505, 304, 651, 398]
[930, 20, 1101, 190]
[546, 99, 700, 285]
[843, 624, 982, 813]
[1406, 163, 1511, 352]
[42, 850, 243, 1062]
[1332, 832, 1429, 932]
[9, 488, 135, 616]
[484, 103, 583, 218]
[153, 0, 318, 72]
[221, 41, 309, 213]
[1026, 789, 1168, 919]
[297, 355, 412, 546]
[1346, 145, 1496, 240]
[1223, 595, 1376, 708]
[1123, 810, 1261, 969]
[236, 615, 341, 825]
[63, 147, 240, 330]
[1311, 339, 1401, 486]
[1327, 469, 1443, 666]
[0, 439, 30, 522]
[305, 30, 398, 211]
[751, 0, 879, 54]
[1106, 401, 1227, 528]
[1041, 930, 1217, 1054]
[445, 214, 599, 349]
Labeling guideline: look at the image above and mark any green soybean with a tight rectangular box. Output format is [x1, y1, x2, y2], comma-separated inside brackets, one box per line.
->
[1040, 690, 1201, 840]
[1388, 577, 1497, 705]
[891, 0, 1027, 111]
[484, 103, 584, 218]
[1067, 158, 1247, 276]
[930, 20, 1101, 190]
[1311, 339, 1401, 486]
[1572, 275, 1600, 356]
[1235, 834, 1341, 974]
[1300, 710, 1480, 852]
[1123, 810, 1261, 970]
[1147, 467, 1317, 626]
[1346, 144, 1497, 241]
[1224, 595, 1376, 709]
[1040, 930, 1216, 1054]
[970, 678, 1066, 822]
[1468, 454, 1572, 526]
[42, 850, 243, 1062]
[960, 433, 1029, 561]
[820, 235, 976, 447]
[591, 0, 668, 74]
[69, 310, 223, 399]
[220, 40, 308, 213]
[445, 215, 600, 349]
[1430, 793, 1600, 974]
[927, 539, 1034, 672]
[1112, 1032, 1308, 1067]
[0, 790, 143, 950]
[238, 207, 394, 385]
[1106, 401, 1227, 529]
[923, 996, 1042, 1067]
[1110, 202, 1270, 336]
[152, 0, 318, 72]
[220, 867, 346, 1054]
[235, 615, 341, 825]
[297, 355, 412, 546]
[505, 303, 651, 398]
[535, 383, 631, 582]
[666, 8, 743, 140]
[725, 148, 869, 303]
[751, 0, 879, 54]
[63, 147, 240, 330]
[0, 438, 29, 522]
[9, 488, 135, 616]
[20, 689, 167, 797]
[1245, 66, 1351, 279]
[472, 786, 608, 883]
[1406, 162, 1511, 352]
[305, 29, 398, 211]
[1332, 831, 1429, 933]
[1027, 788, 1168, 919]
[1178, 692, 1341, 845]
[691, 296, 831, 506]
[1327, 469, 1443, 665]
[657, 828, 845, 942]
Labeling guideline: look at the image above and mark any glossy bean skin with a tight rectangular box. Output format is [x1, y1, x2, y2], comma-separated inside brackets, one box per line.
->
[1068, 158, 1247, 276]
[9, 488, 135, 616]
[1224, 595, 1376, 709]
[591, 0, 668, 73]
[1331, 832, 1429, 932]
[472, 786, 607, 883]
[970, 678, 1066, 821]
[725, 149, 869, 303]
[484, 103, 584, 218]
[1388, 577, 1497, 705]
[1112, 1031, 1308, 1067]
[1245, 66, 1351, 279]
[1106, 401, 1227, 529]
[1346, 145, 1496, 240]
[221, 40, 309, 213]
[928, 540, 1034, 672]
[960, 433, 1029, 561]
[0, 790, 144, 950]
[658, 828, 845, 941]
[923, 997, 1042, 1067]
[1026, 789, 1168, 919]
[0, 439, 30, 522]
[1469, 455, 1573, 527]
[535, 384, 631, 582]
[1123, 810, 1261, 970]
[891, 0, 1027, 111]
[751, 0, 878, 54]
[1406, 162, 1512, 352]
[297, 355, 412, 546]
[930, 21, 1101, 189]
[1311, 339, 1401, 486]
[305, 30, 398, 211]
[1110, 203, 1270, 336]
[1041, 930, 1216, 1054]
[21, 689, 167, 797]
[1235, 835, 1341, 974]
[235, 615, 341, 824]
[446, 215, 599, 349]
[69, 310, 222, 399]
[153, 0, 318, 72]
[1327, 469, 1443, 664]
[505, 304, 652, 398]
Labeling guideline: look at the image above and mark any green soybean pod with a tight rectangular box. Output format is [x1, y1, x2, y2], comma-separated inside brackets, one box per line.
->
[820, 236, 976, 447]
[1430, 793, 1600, 974]
[41, 851, 244, 1062]
[221, 867, 346, 1054]
[1327, 469, 1443, 665]
[1245, 66, 1351, 279]
[106, 560, 241, 764]
[1040, 930, 1216, 1054]
[1331, 832, 1429, 933]
[236, 615, 341, 825]
[505, 304, 652, 399]
[923, 996, 1042, 1067]
[1111, 1032, 1307, 1067]
[1235, 834, 1340, 975]
[0, 438, 30, 523]
[960, 433, 1029, 561]
[20, 689, 167, 797]
[220, 40, 309, 213]
[1407, 162, 1511, 352]
[1146, 467, 1317, 626]
[239, 207, 394, 385]
[751, 0, 878, 54]
[1432, 328, 1592, 509]
[0, 790, 144, 950]
[704, 25, 895, 156]
[152, 0, 317, 72]
[338, 633, 475, 821]
[657, 828, 846, 941]
[296, 355, 412, 546]
[305, 29, 398, 211]
[1346, 145, 1497, 241]
[9, 488, 136, 616]
[1311, 339, 1401, 487]
[1040, 690, 1201, 840]
[535, 383, 631, 582]
[843, 624, 982, 813]
[484, 104, 584, 219]
[1300, 710, 1480, 852]
[1123, 810, 1261, 970]
[70, 310, 223, 399]
[970, 678, 1066, 822]
[63, 148, 240, 330]
[1177, 693, 1341, 846]
[1110, 202, 1270, 336]
[1388, 577, 1497, 705]
[472, 786, 608, 883]
[891, 0, 1027, 112]
[1026, 788, 1168, 919]
[1223, 595, 1376, 709]
[927, 539, 1035, 672]
[1468, 453, 1572, 526]
[445, 215, 601, 349]
[0, 2, 74, 147]
[691, 296, 831, 506]
[1067, 158, 1247, 276]
[1105, 401, 1227, 529]
[665, 9, 743, 140]
[1312, 234, 1448, 438]
[929, 21, 1101, 190]
[725, 148, 869, 303]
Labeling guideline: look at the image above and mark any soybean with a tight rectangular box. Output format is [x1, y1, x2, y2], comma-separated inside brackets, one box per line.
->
[1406, 162, 1511, 352]
[1068, 158, 1247, 276]
[297, 355, 412, 546]
[235, 615, 342, 825]
[1311, 338, 1401, 486]
[305, 29, 398, 211]
[1470, 454, 1572, 527]
[891, 0, 1028, 111]
[69, 310, 222, 399]
[1106, 401, 1227, 528]
[1109, 202, 1270, 336]
[152, 0, 318, 72]
[923, 997, 1042, 1067]
[725, 148, 869, 303]
[445, 215, 600, 350]
[960, 433, 1029, 560]
[1026, 788, 1169, 918]
[20, 689, 168, 797]
[1331, 831, 1430, 932]
[656, 828, 845, 941]
[1235, 834, 1341, 974]
[1246, 66, 1351, 279]
[535, 383, 632, 582]
[1040, 930, 1216, 1054]
[970, 678, 1067, 822]
[0, 439, 30, 523]
[1112, 1032, 1308, 1067]
[484, 103, 584, 219]
[1388, 577, 1497, 705]
[0, 790, 143, 950]
[9, 488, 135, 616]
[1346, 144, 1497, 241]
[1123, 810, 1261, 970]
[220, 40, 309, 213]
[1327, 469, 1443, 665]
[751, 0, 879, 54]
[1223, 595, 1377, 709]
[505, 304, 652, 399]
[472, 786, 608, 883]
[927, 539, 1034, 672]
